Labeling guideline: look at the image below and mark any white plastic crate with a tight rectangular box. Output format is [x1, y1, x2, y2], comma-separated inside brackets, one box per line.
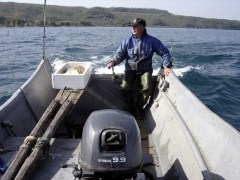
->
[52, 62, 93, 89]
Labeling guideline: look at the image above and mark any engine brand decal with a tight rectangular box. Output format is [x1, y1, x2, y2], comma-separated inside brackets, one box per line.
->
[98, 159, 112, 163]
[98, 157, 126, 163]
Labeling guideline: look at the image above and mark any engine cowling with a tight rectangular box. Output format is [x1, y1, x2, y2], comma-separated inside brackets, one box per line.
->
[78, 109, 142, 179]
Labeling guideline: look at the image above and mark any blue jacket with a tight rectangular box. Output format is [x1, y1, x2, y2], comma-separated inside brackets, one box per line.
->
[113, 30, 171, 73]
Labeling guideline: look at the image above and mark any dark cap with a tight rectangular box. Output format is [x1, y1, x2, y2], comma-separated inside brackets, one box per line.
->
[130, 18, 146, 27]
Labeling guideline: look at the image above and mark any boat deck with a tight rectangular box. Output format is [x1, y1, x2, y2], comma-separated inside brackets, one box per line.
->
[1, 130, 163, 179]
[0, 75, 164, 179]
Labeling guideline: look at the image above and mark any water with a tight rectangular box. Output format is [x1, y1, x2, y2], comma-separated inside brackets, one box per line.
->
[0, 27, 240, 131]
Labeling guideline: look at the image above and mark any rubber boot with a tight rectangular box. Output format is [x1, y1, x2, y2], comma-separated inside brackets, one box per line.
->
[120, 70, 136, 113]
[135, 72, 152, 120]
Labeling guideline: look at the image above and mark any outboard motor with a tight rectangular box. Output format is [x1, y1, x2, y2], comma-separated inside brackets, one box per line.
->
[78, 109, 143, 179]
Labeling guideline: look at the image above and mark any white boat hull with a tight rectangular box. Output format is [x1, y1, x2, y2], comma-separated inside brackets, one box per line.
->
[147, 72, 240, 179]
[0, 59, 239, 179]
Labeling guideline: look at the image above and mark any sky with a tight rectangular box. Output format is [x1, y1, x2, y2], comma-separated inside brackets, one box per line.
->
[1, 0, 240, 21]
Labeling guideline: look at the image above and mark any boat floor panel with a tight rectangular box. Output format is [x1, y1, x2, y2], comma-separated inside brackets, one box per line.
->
[0, 137, 80, 179]
[137, 119, 164, 180]
[1, 129, 163, 179]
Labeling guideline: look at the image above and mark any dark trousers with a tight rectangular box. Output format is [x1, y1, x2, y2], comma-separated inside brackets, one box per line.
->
[121, 70, 152, 111]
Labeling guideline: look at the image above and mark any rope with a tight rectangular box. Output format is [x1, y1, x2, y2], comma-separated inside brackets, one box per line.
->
[20, 136, 37, 149]
[42, 0, 52, 82]
[153, 73, 211, 180]
[162, 93, 211, 180]
[153, 75, 169, 103]
[24, 135, 37, 142]
[42, 0, 47, 60]
[35, 138, 50, 155]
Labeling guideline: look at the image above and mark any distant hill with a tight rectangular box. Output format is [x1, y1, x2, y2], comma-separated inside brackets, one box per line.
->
[1, 2, 240, 29]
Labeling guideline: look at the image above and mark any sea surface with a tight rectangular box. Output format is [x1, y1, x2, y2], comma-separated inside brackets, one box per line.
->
[0, 27, 240, 131]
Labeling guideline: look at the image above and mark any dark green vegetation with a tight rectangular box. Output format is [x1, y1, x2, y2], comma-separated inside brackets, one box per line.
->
[1, 2, 240, 29]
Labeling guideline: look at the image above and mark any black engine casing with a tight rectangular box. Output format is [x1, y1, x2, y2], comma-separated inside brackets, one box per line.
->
[78, 109, 142, 179]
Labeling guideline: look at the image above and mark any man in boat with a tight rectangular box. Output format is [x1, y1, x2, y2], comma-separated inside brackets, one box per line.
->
[107, 18, 172, 119]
